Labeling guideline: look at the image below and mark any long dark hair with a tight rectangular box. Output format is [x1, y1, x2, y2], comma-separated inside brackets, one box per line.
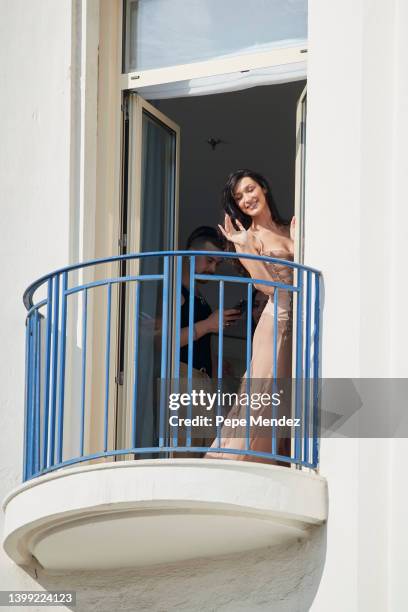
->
[222, 169, 289, 230]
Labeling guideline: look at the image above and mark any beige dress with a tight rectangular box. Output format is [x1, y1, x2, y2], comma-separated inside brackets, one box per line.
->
[206, 247, 293, 462]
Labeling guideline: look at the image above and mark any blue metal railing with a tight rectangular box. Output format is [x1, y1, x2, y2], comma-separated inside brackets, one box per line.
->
[22, 251, 322, 481]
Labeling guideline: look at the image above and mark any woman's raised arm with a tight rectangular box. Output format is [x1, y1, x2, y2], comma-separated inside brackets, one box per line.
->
[218, 215, 291, 296]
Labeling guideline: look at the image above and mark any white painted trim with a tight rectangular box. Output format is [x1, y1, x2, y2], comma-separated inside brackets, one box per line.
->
[294, 86, 307, 265]
[121, 45, 308, 90]
[3, 459, 327, 569]
[291, 85, 307, 465]
[2, 459, 327, 508]
[86, 0, 123, 457]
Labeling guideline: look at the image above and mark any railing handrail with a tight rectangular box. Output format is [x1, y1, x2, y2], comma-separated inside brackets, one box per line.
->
[23, 250, 322, 479]
[23, 250, 321, 310]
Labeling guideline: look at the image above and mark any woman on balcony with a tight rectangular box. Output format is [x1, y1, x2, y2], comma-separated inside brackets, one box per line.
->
[206, 169, 295, 462]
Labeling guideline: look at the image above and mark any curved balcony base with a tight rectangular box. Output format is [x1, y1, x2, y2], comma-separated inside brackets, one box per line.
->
[3, 459, 327, 571]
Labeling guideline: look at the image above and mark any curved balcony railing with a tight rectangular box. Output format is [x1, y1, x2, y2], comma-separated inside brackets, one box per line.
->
[22, 251, 321, 481]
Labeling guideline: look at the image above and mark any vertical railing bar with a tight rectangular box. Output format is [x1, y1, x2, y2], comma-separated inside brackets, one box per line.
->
[272, 288, 279, 456]
[245, 284, 253, 452]
[104, 283, 112, 453]
[186, 256, 195, 447]
[31, 311, 38, 474]
[312, 273, 321, 467]
[216, 280, 224, 445]
[132, 281, 140, 448]
[34, 310, 41, 473]
[172, 256, 182, 448]
[217, 281, 225, 380]
[304, 270, 312, 464]
[295, 269, 304, 462]
[187, 257, 195, 381]
[42, 278, 53, 470]
[56, 272, 68, 464]
[26, 315, 35, 479]
[37, 313, 42, 472]
[49, 274, 60, 468]
[80, 288, 88, 457]
[174, 256, 182, 379]
[159, 256, 170, 448]
[23, 315, 31, 481]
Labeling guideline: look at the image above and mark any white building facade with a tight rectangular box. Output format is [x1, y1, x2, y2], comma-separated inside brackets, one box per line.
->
[1, 1, 407, 610]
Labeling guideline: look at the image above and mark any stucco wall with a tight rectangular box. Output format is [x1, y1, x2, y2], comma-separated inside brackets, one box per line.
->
[2, 0, 408, 610]
[0, 0, 74, 599]
[307, 0, 408, 610]
[0, 2, 326, 609]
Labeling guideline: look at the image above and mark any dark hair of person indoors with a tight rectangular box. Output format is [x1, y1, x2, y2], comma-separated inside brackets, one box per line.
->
[185, 225, 224, 251]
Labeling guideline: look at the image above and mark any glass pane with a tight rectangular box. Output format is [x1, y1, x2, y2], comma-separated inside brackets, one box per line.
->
[124, 0, 307, 73]
[118, 109, 177, 454]
[138, 111, 176, 447]
[140, 111, 176, 254]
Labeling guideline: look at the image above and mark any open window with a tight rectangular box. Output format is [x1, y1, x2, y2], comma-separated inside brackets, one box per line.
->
[113, 79, 307, 453]
[115, 95, 180, 453]
[107, 0, 309, 458]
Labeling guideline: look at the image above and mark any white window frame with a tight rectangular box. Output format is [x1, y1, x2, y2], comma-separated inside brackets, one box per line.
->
[294, 85, 307, 264]
[116, 94, 181, 452]
[120, 45, 307, 91]
[291, 85, 308, 469]
[93, 0, 309, 456]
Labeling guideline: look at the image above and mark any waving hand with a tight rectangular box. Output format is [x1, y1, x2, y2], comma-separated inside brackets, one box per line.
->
[218, 214, 261, 252]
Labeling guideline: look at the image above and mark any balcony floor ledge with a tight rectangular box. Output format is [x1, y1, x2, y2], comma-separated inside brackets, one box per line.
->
[2, 459, 328, 571]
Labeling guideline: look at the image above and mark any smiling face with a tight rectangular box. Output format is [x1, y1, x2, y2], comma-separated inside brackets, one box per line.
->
[233, 177, 268, 218]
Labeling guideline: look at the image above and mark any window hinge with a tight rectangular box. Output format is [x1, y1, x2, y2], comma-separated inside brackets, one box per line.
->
[300, 121, 306, 145]
[121, 98, 129, 121]
[118, 234, 127, 249]
[115, 372, 124, 386]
